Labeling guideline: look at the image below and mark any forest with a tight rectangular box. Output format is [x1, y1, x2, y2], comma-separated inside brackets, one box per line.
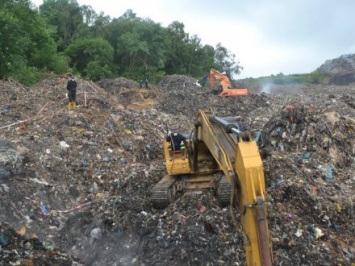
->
[0, 0, 242, 85]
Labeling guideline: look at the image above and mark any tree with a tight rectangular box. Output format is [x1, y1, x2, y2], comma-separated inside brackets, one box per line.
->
[164, 21, 189, 74]
[39, 0, 86, 51]
[164, 21, 215, 78]
[90, 12, 111, 38]
[107, 13, 167, 81]
[214, 43, 243, 76]
[2, 1, 245, 84]
[64, 37, 114, 80]
[195, 44, 215, 77]
[0, 0, 66, 84]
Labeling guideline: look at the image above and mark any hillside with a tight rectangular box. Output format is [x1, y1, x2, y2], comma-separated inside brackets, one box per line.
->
[0, 74, 354, 265]
[317, 54, 355, 85]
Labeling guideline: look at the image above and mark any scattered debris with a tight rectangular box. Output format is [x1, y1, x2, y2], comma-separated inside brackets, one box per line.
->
[0, 74, 354, 265]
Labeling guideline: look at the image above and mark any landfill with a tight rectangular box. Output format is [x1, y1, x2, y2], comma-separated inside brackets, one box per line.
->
[0, 72, 354, 265]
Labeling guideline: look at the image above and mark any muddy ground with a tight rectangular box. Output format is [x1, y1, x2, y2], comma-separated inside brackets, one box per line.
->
[0, 74, 354, 266]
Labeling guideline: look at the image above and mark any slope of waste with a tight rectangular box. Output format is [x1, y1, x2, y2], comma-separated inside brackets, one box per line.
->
[317, 54, 355, 85]
[0, 75, 354, 265]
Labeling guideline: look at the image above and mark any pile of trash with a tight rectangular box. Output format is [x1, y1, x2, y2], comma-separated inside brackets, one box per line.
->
[0, 221, 84, 265]
[0, 74, 354, 265]
[317, 54, 355, 85]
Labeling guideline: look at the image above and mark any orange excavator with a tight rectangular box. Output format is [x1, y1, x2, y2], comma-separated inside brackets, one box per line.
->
[151, 110, 272, 266]
[198, 68, 248, 96]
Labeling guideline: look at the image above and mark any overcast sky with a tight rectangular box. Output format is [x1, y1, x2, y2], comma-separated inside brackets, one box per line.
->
[31, 0, 355, 79]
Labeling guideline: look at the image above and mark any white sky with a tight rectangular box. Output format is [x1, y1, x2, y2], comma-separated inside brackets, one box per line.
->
[31, 0, 355, 79]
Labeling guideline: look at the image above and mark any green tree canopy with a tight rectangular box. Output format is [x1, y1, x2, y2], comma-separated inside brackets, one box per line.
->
[64, 37, 114, 80]
[214, 43, 243, 76]
[2, 1, 245, 84]
[0, 0, 67, 84]
[39, 0, 85, 51]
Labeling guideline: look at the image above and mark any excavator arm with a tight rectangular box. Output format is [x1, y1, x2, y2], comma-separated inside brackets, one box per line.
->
[235, 140, 273, 266]
[209, 68, 234, 90]
[194, 110, 272, 266]
[201, 68, 248, 96]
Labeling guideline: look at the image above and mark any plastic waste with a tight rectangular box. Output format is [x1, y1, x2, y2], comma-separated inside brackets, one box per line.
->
[0, 233, 8, 246]
[59, 141, 70, 148]
[115, 179, 121, 189]
[309, 224, 324, 239]
[46, 245, 54, 251]
[41, 202, 48, 215]
[337, 202, 342, 213]
[90, 228, 102, 240]
[303, 152, 311, 161]
[275, 179, 283, 187]
[255, 131, 264, 147]
[325, 164, 333, 182]
[89, 182, 98, 193]
[80, 159, 89, 167]
[314, 227, 324, 239]
[0, 169, 11, 179]
[295, 229, 303, 237]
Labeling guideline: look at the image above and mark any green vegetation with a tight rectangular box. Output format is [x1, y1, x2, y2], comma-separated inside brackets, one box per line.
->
[0, 0, 67, 84]
[0, 0, 242, 85]
[241, 72, 327, 85]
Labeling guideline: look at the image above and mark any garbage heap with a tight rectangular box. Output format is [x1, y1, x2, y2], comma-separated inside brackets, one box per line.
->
[0, 76, 354, 265]
[260, 100, 355, 265]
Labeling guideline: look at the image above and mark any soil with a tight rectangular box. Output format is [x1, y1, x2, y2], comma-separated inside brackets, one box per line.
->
[0, 74, 354, 266]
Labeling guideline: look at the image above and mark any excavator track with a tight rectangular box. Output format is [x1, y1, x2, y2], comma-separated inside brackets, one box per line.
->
[150, 175, 179, 208]
[216, 176, 233, 206]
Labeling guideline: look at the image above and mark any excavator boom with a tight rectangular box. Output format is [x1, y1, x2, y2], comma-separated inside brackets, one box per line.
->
[197, 110, 272, 265]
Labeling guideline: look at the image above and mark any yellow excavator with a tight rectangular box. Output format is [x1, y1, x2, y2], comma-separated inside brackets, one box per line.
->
[151, 110, 272, 266]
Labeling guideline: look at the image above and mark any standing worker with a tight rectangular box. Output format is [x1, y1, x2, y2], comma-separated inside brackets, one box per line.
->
[67, 74, 77, 110]
[166, 129, 186, 160]
[144, 78, 149, 89]
[139, 80, 144, 88]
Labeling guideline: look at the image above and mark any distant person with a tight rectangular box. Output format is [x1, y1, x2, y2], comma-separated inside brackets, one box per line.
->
[139, 80, 144, 88]
[166, 130, 186, 160]
[66, 74, 77, 110]
[144, 78, 149, 89]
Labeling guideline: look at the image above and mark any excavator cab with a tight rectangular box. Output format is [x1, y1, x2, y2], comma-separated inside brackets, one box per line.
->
[152, 133, 222, 207]
[163, 140, 191, 176]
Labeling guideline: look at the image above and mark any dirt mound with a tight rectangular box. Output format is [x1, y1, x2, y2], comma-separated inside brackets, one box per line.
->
[96, 77, 161, 110]
[0, 74, 354, 265]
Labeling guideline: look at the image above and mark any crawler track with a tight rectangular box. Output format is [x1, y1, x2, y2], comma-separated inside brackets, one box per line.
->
[216, 176, 233, 206]
[150, 175, 179, 208]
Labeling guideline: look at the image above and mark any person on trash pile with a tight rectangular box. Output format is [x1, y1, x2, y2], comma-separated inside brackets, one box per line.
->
[66, 74, 77, 110]
[144, 78, 149, 89]
[166, 129, 186, 160]
[139, 80, 144, 88]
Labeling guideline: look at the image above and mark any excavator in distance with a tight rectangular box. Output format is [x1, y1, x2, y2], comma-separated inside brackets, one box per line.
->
[198, 68, 249, 96]
[151, 110, 272, 266]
